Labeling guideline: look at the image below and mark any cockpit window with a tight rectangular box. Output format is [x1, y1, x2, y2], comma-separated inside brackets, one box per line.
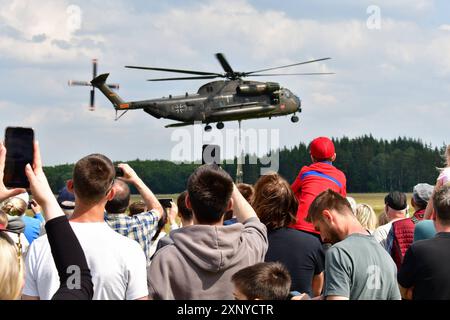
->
[284, 90, 291, 98]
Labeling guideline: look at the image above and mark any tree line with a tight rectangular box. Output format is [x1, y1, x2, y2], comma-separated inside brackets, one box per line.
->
[44, 135, 447, 194]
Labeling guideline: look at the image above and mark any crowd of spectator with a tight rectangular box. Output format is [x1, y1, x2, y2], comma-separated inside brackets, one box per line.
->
[0, 137, 449, 300]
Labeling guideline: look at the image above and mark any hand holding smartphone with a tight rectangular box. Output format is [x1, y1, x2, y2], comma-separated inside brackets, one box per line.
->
[3, 127, 34, 188]
[158, 198, 173, 208]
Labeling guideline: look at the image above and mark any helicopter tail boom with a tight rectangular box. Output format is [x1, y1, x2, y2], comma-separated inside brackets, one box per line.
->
[91, 73, 127, 109]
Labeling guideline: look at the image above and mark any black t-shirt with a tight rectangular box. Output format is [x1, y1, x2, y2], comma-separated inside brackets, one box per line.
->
[264, 227, 324, 295]
[398, 232, 450, 300]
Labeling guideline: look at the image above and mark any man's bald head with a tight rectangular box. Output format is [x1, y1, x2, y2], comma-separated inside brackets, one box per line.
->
[105, 180, 131, 214]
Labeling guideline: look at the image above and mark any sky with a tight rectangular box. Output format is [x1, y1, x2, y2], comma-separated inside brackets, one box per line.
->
[0, 0, 449, 165]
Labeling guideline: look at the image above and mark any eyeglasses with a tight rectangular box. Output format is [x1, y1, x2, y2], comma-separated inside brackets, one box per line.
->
[105, 178, 115, 196]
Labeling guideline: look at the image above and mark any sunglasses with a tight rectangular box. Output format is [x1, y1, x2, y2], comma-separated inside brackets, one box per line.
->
[105, 178, 115, 196]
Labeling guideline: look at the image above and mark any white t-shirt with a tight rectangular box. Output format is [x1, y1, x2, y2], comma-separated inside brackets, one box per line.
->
[23, 222, 148, 300]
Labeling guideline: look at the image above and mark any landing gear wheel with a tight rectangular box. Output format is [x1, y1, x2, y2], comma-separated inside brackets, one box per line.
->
[204, 124, 212, 132]
[216, 122, 224, 130]
[291, 115, 299, 123]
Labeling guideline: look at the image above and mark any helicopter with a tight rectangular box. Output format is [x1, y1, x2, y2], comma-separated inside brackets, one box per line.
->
[90, 53, 333, 131]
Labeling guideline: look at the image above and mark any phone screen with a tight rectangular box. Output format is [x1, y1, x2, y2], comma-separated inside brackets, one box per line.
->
[4, 127, 34, 188]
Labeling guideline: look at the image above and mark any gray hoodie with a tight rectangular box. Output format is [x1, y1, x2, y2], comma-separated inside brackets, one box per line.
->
[147, 217, 268, 300]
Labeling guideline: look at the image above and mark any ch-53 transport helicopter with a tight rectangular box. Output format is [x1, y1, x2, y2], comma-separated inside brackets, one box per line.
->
[73, 53, 333, 131]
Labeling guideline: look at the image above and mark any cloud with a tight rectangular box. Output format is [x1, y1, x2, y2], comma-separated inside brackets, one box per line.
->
[311, 93, 338, 105]
[0, 0, 103, 62]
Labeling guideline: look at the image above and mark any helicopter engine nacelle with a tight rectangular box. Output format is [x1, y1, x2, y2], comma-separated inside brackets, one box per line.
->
[236, 82, 280, 95]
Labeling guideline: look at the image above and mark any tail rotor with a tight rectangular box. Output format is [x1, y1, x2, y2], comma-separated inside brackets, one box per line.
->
[69, 59, 120, 111]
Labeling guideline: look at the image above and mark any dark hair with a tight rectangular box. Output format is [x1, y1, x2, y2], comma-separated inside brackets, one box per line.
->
[223, 210, 234, 221]
[177, 191, 193, 222]
[152, 208, 168, 241]
[237, 183, 255, 204]
[129, 200, 146, 216]
[72, 154, 115, 205]
[253, 174, 298, 230]
[306, 189, 352, 223]
[187, 164, 233, 224]
[433, 185, 450, 225]
[231, 262, 291, 300]
[105, 180, 130, 214]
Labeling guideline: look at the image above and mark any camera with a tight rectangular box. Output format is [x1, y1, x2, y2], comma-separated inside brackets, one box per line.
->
[158, 198, 173, 208]
[115, 167, 124, 177]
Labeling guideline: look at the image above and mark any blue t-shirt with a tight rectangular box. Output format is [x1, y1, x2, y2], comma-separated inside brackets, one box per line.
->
[22, 214, 44, 244]
[414, 220, 436, 242]
[223, 218, 238, 225]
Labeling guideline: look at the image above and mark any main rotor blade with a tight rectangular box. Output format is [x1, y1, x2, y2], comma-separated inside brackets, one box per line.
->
[245, 57, 331, 75]
[215, 53, 234, 74]
[68, 80, 91, 86]
[126, 65, 221, 76]
[147, 75, 221, 81]
[92, 59, 97, 78]
[247, 72, 335, 76]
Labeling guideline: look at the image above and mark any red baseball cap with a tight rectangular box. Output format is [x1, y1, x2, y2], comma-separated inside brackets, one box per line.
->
[310, 137, 335, 160]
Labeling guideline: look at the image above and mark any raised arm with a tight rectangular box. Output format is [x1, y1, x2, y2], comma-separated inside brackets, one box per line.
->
[25, 141, 64, 222]
[424, 179, 443, 220]
[117, 163, 164, 219]
[231, 184, 258, 223]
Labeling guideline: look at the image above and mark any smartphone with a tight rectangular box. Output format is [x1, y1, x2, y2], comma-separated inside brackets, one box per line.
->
[3, 127, 34, 188]
[202, 144, 220, 165]
[158, 198, 172, 208]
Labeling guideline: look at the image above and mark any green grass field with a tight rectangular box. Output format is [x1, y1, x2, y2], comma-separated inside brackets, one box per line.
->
[349, 193, 412, 216]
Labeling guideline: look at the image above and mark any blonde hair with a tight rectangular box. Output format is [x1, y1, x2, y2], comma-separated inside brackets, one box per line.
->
[378, 211, 389, 227]
[0, 233, 23, 300]
[355, 203, 377, 231]
[1, 198, 27, 216]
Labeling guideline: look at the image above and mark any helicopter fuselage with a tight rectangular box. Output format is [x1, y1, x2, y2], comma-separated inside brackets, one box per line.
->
[124, 80, 301, 125]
